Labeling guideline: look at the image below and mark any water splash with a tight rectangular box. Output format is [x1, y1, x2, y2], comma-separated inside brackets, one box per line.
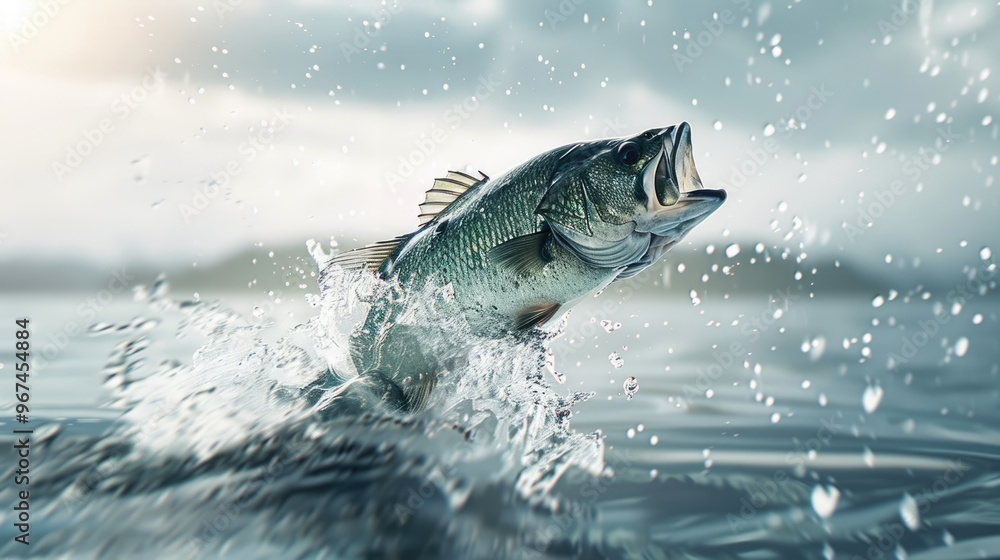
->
[13, 248, 608, 557]
[623, 376, 638, 400]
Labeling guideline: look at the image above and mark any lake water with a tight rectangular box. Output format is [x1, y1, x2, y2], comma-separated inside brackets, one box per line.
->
[1, 268, 998, 560]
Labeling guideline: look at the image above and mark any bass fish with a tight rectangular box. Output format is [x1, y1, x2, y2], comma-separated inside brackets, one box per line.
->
[322, 122, 725, 412]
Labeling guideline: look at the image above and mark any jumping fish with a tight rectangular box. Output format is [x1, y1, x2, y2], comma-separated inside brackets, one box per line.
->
[322, 123, 726, 412]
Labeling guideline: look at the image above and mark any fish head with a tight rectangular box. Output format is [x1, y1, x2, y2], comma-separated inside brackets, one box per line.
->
[537, 122, 726, 270]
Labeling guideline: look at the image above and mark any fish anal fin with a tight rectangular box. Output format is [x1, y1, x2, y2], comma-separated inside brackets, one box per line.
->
[514, 302, 561, 330]
[488, 231, 550, 276]
[328, 235, 410, 272]
[418, 170, 487, 224]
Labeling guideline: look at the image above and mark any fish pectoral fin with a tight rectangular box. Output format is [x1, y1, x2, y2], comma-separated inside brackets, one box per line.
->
[328, 235, 411, 273]
[513, 302, 561, 330]
[488, 231, 551, 276]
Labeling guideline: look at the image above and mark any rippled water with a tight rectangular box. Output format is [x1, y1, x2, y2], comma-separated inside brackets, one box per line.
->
[1, 256, 998, 559]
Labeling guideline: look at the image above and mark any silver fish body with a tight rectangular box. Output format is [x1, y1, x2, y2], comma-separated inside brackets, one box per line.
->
[322, 122, 725, 412]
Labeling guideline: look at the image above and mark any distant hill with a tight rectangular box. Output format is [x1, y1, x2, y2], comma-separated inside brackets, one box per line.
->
[0, 241, 981, 301]
[643, 247, 894, 298]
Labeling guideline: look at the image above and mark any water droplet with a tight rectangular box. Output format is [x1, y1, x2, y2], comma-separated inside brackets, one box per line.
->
[252, 306, 265, 318]
[972, 313, 983, 325]
[649, 435, 659, 445]
[601, 320, 622, 333]
[900, 493, 920, 530]
[872, 295, 886, 308]
[885, 107, 897, 120]
[725, 243, 741, 258]
[626, 428, 636, 439]
[863, 446, 875, 467]
[609, 352, 625, 369]
[943, 530, 955, 546]
[863, 385, 884, 413]
[763, 123, 776, 137]
[88, 322, 115, 335]
[623, 376, 638, 399]
[770, 412, 781, 423]
[981, 247, 992, 260]
[811, 485, 840, 518]
[713, 120, 723, 130]
[954, 337, 969, 357]
[810, 337, 826, 361]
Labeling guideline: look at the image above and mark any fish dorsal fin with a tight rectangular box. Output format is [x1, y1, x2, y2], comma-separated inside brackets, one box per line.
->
[417, 170, 487, 225]
[328, 235, 409, 272]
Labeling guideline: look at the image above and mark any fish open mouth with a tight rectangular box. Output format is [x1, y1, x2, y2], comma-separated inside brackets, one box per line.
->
[638, 122, 726, 235]
[643, 122, 727, 209]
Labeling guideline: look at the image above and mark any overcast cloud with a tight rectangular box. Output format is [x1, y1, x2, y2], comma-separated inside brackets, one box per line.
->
[0, 0, 996, 276]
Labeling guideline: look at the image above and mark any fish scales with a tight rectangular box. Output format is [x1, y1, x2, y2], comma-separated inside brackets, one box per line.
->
[322, 123, 726, 411]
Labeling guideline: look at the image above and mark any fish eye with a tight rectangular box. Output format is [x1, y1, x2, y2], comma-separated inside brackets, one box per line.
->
[616, 142, 640, 166]
[641, 131, 654, 139]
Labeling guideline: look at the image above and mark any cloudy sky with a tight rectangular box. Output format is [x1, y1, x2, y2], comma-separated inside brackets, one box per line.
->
[0, 0, 996, 277]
